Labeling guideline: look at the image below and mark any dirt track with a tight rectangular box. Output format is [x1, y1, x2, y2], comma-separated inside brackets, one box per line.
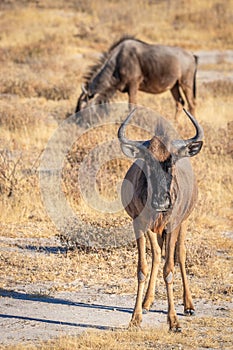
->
[0, 234, 232, 346]
[0, 233, 233, 345]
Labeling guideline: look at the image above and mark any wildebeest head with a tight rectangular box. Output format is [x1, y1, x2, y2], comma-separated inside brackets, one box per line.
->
[118, 108, 203, 212]
[75, 84, 94, 112]
[75, 84, 111, 114]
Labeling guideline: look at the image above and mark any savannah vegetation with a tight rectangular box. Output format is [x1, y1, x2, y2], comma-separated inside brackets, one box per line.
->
[0, 0, 232, 349]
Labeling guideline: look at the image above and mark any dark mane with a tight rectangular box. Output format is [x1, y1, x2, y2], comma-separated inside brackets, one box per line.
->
[83, 52, 108, 83]
[84, 36, 145, 83]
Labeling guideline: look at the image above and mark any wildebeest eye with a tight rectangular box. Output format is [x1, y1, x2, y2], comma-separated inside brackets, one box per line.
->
[167, 166, 173, 174]
[160, 158, 172, 173]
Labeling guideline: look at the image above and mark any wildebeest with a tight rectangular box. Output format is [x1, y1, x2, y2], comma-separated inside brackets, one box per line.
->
[75, 36, 198, 119]
[118, 108, 203, 331]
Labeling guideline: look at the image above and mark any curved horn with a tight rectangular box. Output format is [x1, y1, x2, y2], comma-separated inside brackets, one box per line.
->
[183, 108, 204, 144]
[81, 83, 88, 95]
[171, 108, 204, 157]
[118, 108, 139, 145]
[118, 108, 150, 159]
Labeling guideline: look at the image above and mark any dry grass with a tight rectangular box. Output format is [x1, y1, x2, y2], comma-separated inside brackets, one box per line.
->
[0, 0, 232, 348]
[1, 315, 232, 350]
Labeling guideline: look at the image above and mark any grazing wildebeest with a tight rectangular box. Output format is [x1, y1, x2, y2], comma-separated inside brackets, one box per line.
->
[118, 108, 203, 331]
[75, 37, 198, 119]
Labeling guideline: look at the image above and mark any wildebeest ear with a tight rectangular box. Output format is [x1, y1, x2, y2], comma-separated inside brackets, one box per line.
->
[178, 141, 203, 158]
[120, 144, 141, 159]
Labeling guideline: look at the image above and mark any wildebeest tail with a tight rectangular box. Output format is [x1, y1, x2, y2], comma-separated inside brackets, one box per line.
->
[193, 55, 198, 99]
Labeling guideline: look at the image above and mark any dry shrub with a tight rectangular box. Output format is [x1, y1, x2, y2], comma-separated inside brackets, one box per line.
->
[62, 123, 121, 202]
[0, 153, 46, 223]
[0, 100, 40, 131]
[14, 36, 63, 63]
[0, 34, 65, 64]
[0, 78, 73, 100]
[35, 82, 74, 101]
[186, 239, 214, 276]
[96, 158, 130, 200]
[0, 78, 36, 98]
[173, 1, 230, 30]
[0, 149, 21, 197]
[200, 121, 231, 155]
[0, 145, 43, 222]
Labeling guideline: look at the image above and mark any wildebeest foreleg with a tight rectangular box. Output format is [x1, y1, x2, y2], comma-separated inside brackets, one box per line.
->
[129, 232, 148, 327]
[163, 227, 181, 331]
[142, 230, 163, 311]
[177, 222, 195, 316]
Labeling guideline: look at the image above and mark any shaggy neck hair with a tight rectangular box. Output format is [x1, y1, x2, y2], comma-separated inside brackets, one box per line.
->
[149, 137, 171, 162]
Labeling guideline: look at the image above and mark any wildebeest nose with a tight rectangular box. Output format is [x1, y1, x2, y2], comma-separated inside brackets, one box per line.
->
[152, 193, 171, 211]
[164, 193, 171, 206]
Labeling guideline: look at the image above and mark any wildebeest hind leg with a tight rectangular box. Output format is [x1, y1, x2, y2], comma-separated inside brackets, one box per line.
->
[177, 222, 195, 315]
[128, 81, 140, 109]
[163, 227, 181, 331]
[181, 84, 196, 117]
[170, 82, 184, 121]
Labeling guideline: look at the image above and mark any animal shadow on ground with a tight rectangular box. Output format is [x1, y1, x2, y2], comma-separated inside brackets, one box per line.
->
[15, 244, 68, 255]
[0, 288, 176, 330]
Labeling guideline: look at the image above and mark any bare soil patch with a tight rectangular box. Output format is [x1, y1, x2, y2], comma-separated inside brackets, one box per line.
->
[0, 287, 232, 346]
[1, 254, 233, 346]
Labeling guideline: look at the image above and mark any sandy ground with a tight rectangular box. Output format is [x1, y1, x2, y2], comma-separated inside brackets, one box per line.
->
[0, 232, 232, 346]
[0, 283, 232, 345]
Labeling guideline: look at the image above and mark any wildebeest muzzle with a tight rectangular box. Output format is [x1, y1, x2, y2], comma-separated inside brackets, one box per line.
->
[151, 191, 172, 212]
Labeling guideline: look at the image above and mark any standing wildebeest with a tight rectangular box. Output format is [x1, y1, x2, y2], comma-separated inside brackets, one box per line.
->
[118, 108, 203, 331]
[75, 37, 198, 119]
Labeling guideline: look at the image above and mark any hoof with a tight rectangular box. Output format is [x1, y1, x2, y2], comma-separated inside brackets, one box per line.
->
[128, 315, 142, 329]
[175, 326, 182, 333]
[184, 309, 195, 316]
[169, 326, 182, 333]
[142, 308, 149, 314]
[128, 321, 141, 329]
